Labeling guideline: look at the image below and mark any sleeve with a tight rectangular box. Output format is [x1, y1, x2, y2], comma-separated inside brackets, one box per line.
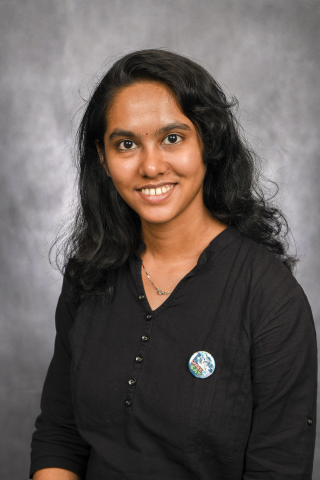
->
[29, 278, 91, 479]
[244, 283, 318, 479]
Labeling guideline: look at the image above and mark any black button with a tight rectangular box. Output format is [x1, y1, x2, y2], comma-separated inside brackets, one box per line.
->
[135, 356, 143, 363]
[125, 399, 132, 407]
[139, 294, 145, 300]
[128, 378, 136, 386]
[146, 314, 152, 320]
[141, 335, 149, 342]
[308, 418, 313, 426]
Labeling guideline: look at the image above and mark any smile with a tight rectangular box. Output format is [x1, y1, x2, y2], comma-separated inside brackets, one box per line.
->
[140, 184, 175, 196]
[136, 183, 176, 204]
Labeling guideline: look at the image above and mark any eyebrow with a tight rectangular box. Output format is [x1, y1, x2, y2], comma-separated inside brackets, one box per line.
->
[108, 122, 192, 141]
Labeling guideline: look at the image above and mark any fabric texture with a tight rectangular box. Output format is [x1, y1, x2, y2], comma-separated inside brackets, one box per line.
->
[30, 226, 317, 479]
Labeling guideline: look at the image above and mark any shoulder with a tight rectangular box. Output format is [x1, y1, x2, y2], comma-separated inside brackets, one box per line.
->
[238, 230, 296, 288]
[231, 229, 313, 329]
[224, 227, 296, 291]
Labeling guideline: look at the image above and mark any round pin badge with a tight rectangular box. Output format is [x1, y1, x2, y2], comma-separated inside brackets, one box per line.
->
[188, 351, 215, 378]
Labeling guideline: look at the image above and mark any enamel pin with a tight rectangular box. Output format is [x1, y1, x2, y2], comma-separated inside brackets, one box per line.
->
[188, 351, 215, 378]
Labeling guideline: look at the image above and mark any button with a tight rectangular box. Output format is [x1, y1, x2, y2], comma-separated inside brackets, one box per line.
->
[139, 294, 145, 300]
[128, 378, 136, 386]
[125, 399, 132, 407]
[146, 314, 152, 320]
[188, 351, 215, 379]
[141, 335, 149, 342]
[135, 356, 143, 363]
[308, 418, 313, 426]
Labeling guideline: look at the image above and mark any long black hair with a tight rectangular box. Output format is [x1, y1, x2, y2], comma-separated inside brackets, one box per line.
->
[51, 48, 297, 303]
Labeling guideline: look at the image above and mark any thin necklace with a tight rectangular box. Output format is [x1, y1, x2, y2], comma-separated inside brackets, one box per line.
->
[142, 260, 173, 296]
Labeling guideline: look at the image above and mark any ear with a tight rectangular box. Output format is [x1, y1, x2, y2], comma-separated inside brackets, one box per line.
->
[95, 140, 111, 177]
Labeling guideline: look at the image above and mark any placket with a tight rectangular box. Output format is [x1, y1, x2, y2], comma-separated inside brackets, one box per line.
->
[123, 240, 216, 415]
[124, 293, 153, 414]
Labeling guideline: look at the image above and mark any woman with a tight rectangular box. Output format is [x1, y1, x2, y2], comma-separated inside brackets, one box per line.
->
[30, 49, 317, 479]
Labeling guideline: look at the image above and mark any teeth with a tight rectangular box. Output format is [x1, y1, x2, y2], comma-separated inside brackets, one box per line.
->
[141, 184, 174, 196]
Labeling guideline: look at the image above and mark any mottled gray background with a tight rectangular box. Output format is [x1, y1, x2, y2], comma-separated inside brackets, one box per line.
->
[1, 0, 319, 478]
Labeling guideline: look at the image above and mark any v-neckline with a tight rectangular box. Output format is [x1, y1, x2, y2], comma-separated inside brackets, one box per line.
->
[131, 226, 235, 315]
[137, 256, 196, 314]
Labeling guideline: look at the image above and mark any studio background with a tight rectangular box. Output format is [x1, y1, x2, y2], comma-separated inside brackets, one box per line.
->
[1, 0, 319, 478]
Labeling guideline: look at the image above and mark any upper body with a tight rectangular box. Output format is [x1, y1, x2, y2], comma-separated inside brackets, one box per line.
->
[30, 226, 317, 479]
[30, 49, 317, 479]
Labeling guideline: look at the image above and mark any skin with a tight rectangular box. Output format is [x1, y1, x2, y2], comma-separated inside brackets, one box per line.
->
[33, 468, 80, 480]
[98, 81, 227, 310]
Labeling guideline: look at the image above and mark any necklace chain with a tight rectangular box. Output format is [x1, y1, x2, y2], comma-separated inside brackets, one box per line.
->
[142, 261, 173, 296]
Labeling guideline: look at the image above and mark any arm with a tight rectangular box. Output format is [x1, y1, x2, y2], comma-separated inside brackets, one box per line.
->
[30, 278, 90, 479]
[33, 468, 80, 480]
[244, 284, 317, 479]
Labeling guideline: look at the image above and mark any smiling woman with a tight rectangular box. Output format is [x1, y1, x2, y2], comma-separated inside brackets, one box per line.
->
[30, 49, 317, 479]
[97, 81, 222, 310]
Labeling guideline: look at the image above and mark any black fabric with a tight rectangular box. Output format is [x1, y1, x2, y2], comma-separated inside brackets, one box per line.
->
[30, 226, 317, 479]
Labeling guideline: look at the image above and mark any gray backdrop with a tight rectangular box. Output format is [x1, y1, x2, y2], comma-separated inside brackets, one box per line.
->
[1, 0, 319, 478]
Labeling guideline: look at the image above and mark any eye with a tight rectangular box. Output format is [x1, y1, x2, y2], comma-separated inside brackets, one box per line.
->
[118, 140, 138, 150]
[163, 134, 182, 145]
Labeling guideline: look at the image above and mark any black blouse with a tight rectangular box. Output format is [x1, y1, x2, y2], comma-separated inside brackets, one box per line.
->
[30, 226, 317, 479]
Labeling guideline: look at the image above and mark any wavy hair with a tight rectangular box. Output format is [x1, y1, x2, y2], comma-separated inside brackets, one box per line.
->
[51, 48, 297, 303]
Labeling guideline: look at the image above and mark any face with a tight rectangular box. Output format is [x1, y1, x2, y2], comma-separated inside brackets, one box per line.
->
[99, 82, 206, 226]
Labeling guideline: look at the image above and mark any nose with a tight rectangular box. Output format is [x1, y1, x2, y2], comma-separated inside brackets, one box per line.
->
[138, 145, 168, 178]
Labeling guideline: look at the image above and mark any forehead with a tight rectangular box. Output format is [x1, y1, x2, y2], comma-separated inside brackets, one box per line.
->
[106, 82, 189, 129]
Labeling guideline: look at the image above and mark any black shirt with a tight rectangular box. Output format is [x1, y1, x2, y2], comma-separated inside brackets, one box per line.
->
[30, 226, 317, 479]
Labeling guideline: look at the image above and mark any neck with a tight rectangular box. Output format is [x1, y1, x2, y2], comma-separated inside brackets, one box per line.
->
[140, 205, 227, 264]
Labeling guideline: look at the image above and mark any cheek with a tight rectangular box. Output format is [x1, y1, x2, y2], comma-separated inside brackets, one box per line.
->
[107, 158, 135, 188]
[173, 148, 205, 181]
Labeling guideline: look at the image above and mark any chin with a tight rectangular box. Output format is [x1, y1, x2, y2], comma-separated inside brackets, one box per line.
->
[139, 211, 178, 225]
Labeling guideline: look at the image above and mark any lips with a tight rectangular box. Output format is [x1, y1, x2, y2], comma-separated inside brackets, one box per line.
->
[140, 184, 175, 196]
[136, 183, 176, 203]
[137, 181, 176, 189]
